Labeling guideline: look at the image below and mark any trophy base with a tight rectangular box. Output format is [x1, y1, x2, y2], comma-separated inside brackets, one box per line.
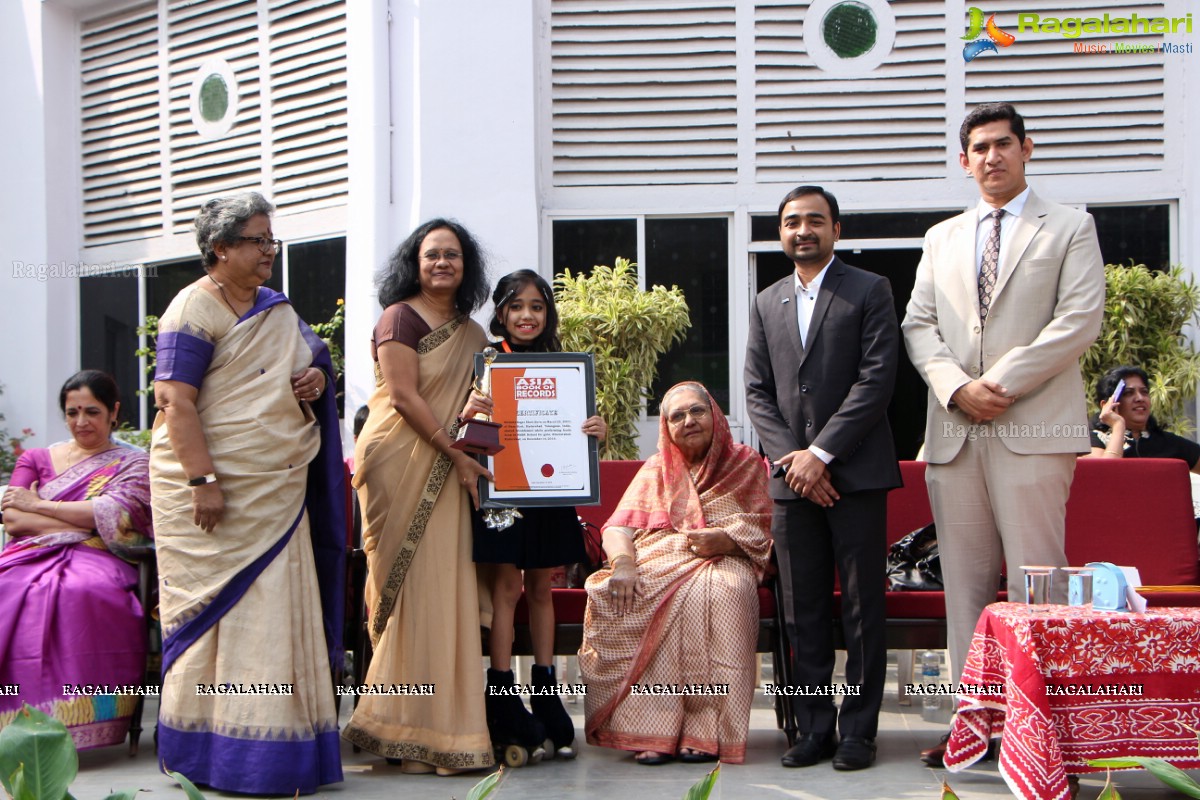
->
[451, 419, 505, 456]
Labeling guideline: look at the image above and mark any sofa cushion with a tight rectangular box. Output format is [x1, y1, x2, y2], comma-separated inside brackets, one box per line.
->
[1066, 458, 1200, 586]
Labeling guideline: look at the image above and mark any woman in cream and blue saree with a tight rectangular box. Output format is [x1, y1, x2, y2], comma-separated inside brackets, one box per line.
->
[150, 193, 345, 795]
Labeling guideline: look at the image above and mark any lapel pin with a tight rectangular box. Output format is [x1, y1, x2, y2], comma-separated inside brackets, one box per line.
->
[782, 297, 790, 304]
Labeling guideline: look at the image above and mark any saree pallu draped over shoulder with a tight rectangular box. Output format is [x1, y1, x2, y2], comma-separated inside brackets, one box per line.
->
[341, 315, 495, 769]
[150, 286, 344, 796]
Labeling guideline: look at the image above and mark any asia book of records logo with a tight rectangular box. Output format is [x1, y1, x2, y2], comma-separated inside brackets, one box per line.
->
[962, 7, 1016, 62]
[514, 377, 557, 400]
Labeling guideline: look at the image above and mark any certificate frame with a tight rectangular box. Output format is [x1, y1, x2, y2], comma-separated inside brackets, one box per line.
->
[476, 351, 600, 508]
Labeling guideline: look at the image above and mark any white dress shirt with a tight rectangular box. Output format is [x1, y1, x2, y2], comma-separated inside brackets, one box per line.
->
[973, 185, 1030, 275]
[794, 257, 833, 348]
[793, 258, 835, 465]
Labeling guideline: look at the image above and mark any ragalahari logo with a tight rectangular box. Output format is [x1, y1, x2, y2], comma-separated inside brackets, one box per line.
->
[962, 7, 1016, 62]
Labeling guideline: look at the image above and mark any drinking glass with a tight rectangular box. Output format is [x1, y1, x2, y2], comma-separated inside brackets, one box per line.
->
[1020, 565, 1054, 612]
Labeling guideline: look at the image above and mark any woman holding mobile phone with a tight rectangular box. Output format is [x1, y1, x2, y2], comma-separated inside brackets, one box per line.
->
[1085, 365, 1200, 470]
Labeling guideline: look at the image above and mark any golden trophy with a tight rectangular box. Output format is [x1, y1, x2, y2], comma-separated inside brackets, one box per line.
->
[452, 346, 505, 456]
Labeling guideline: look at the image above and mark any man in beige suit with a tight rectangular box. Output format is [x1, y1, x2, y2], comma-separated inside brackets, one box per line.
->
[902, 103, 1104, 765]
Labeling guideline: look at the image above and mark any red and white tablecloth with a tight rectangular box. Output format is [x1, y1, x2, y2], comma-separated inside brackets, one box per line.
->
[944, 602, 1200, 800]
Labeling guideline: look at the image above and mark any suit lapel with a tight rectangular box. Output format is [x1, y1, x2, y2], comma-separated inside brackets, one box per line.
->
[797, 259, 845, 371]
[769, 277, 805, 366]
[991, 190, 1046, 303]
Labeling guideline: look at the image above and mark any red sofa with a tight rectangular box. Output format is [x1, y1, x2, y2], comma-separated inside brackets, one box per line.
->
[512, 457, 1200, 655]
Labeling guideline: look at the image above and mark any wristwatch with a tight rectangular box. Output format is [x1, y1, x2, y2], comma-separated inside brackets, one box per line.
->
[187, 473, 218, 487]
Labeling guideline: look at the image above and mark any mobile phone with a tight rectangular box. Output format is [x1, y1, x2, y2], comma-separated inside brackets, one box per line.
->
[1110, 378, 1126, 404]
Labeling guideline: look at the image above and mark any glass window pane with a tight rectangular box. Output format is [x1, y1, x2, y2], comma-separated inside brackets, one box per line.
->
[645, 218, 730, 412]
[1088, 205, 1170, 270]
[287, 238, 346, 331]
[287, 237, 347, 416]
[79, 271, 140, 430]
[552, 219, 637, 276]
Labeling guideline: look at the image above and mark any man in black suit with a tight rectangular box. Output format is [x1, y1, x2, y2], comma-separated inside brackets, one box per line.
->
[744, 185, 901, 771]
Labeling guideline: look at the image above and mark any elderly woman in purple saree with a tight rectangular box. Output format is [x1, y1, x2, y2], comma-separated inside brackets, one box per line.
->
[0, 370, 153, 750]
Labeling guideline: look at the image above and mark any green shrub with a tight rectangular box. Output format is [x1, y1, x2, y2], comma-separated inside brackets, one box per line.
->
[556, 258, 691, 460]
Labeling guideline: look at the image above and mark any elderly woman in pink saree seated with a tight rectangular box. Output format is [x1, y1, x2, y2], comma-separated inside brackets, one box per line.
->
[0, 370, 153, 749]
[579, 382, 772, 766]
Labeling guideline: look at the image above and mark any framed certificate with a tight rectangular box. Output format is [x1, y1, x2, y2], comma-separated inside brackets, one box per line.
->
[477, 351, 600, 508]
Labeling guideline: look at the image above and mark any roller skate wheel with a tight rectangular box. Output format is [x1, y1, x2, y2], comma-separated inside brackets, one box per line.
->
[504, 744, 529, 767]
[542, 739, 556, 760]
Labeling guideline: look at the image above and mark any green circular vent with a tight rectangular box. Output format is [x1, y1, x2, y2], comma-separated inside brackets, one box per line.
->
[198, 74, 229, 123]
[823, 2, 877, 59]
[190, 59, 239, 139]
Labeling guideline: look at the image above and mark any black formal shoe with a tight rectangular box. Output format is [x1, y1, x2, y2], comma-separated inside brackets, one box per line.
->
[832, 736, 876, 771]
[781, 733, 837, 768]
[920, 731, 951, 767]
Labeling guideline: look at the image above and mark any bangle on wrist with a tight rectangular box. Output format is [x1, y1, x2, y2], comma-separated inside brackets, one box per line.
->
[187, 473, 218, 487]
[611, 554, 634, 567]
[429, 428, 448, 445]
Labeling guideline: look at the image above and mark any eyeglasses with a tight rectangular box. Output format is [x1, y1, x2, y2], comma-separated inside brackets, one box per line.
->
[667, 404, 709, 426]
[239, 236, 283, 254]
[421, 250, 463, 262]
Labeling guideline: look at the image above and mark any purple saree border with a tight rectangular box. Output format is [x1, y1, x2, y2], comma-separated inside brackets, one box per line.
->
[158, 723, 343, 795]
[154, 331, 213, 389]
[160, 506, 302, 675]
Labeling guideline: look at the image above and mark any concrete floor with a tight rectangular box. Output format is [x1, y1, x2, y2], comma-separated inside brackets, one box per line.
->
[70, 656, 1194, 800]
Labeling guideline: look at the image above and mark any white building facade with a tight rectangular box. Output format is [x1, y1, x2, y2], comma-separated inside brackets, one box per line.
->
[2, 0, 1196, 457]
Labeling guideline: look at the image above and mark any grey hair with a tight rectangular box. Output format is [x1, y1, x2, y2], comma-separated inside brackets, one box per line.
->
[658, 381, 711, 416]
[194, 192, 275, 268]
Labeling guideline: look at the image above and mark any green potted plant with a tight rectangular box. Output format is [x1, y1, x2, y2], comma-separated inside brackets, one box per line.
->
[1081, 263, 1200, 433]
[555, 258, 691, 460]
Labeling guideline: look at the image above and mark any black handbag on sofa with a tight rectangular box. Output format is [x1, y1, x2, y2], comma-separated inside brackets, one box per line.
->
[886, 523, 943, 591]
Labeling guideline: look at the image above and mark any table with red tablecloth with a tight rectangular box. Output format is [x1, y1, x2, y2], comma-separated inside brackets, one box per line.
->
[944, 602, 1200, 800]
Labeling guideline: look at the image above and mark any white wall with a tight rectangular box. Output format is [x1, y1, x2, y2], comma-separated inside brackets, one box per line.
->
[343, 0, 542, 423]
[0, 1, 79, 449]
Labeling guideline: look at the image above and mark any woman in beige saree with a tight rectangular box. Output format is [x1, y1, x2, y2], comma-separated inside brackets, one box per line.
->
[580, 382, 772, 765]
[151, 193, 345, 795]
[342, 218, 495, 774]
